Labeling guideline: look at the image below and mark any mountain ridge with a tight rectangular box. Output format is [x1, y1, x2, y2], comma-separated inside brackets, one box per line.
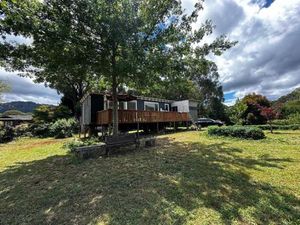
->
[0, 101, 54, 113]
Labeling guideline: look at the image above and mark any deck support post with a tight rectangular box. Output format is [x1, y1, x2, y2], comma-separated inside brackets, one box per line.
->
[137, 122, 140, 140]
[156, 122, 159, 133]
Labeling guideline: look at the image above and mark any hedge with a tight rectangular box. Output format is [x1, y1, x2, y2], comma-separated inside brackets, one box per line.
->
[255, 124, 300, 130]
[208, 126, 265, 140]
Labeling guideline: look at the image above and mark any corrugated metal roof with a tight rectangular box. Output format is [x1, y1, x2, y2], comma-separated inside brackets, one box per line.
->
[0, 115, 33, 121]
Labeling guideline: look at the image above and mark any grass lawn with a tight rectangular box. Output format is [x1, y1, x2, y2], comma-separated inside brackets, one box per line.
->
[0, 131, 300, 225]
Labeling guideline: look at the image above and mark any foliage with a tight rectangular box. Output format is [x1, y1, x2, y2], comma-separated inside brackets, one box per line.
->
[281, 100, 300, 118]
[32, 105, 54, 123]
[260, 106, 278, 133]
[227, 99, 247, 124]
[240, 93, 271, 125]
[0, 126, 15, 143]
[14, 123, 32, 137]
[287, 112, 300, 124]
[33, 104, 73, 123]
[64, 137, 100, 152]
[208, 126, 265, 140]
[0, 0, 236, 134]
[49, 118, 78, 139]
[30, 123, 52, 138]
[254, 124, 300, 131]
[52, 105, 73, 120]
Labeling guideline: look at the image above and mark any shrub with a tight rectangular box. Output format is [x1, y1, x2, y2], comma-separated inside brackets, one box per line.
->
[287, 113, 300, 125]
[30, 123, 52, 137]
[208, 126, 265, 140]
[256, 124, 300, 131]
[64, 137, 99, 152]
[49, 118, 78, 138]
[14, 124, 32, 137]
[0, 126, 15, 143]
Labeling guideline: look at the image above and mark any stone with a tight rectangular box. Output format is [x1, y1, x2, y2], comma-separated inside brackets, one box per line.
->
[74, 143, 106, 159]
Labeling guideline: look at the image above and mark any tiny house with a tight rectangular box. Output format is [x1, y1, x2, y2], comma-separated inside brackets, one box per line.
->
[80, 93, 199, 133]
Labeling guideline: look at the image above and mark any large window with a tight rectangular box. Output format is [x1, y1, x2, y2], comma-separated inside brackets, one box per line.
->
[119, 101, 127, 110]
[127, 100, 137, 110]
[106, 101, 127, 110]
[144, 101, 159, 111]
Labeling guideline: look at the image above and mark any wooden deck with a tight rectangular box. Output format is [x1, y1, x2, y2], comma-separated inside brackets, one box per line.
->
[96, 109, 190, 125]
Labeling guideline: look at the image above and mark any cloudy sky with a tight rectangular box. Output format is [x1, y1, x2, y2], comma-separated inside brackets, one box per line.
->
[1, 0, 300, 105]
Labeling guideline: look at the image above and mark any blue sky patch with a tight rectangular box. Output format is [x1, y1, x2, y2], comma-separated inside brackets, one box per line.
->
[251, 0, 275, 8]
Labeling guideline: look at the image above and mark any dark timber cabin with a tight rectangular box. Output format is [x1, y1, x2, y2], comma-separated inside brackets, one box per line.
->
[80, 93, 198, 134]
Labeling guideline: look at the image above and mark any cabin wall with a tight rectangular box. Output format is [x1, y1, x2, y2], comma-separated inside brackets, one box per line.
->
[188, 101, 199, 122]
[171, 100, 190, 112]
[90, 94, 104, 124]
[81, 94, 104, 126]
[82, 95, 91, 125]
[137, 99, 171, 111]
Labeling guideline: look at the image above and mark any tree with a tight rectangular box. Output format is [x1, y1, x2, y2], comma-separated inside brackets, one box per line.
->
[228, 99, 247, 125]
[241, 93, 271, 125]
[32, 105, 54, 123]
[0, 0, 235, 135]
[260, 106, 278, 133]
[281, 100, 300, 118]
[0, 81, 10, 102]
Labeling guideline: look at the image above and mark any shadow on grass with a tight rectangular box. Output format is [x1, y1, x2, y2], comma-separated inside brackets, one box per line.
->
[0, 138, 299, 225]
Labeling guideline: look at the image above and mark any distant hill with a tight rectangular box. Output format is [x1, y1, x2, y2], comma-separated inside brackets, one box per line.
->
[0, 101, 45, 113]
[273, 87, 300, 105]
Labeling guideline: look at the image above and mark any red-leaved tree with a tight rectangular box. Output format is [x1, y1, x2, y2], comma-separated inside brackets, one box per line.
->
[260, 107, 279, 133]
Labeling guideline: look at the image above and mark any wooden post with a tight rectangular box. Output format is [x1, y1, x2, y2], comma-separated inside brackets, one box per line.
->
[137, 111, 140, 140]
[156, 122, 159, 133]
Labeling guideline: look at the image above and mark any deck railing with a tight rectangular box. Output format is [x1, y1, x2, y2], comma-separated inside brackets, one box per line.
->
[96, 109, 190, 125]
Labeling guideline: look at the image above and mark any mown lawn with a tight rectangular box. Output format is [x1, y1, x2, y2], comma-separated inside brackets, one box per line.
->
[0, 131, 299, 225]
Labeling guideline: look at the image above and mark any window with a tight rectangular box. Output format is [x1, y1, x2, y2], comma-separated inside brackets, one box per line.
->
[107, 100, 113, 109]
[127, 100, 137, 110]
[144, 101, 159, 111]
[106, 101, 127, 110]
[119, 101, 127, 110]
[164, 104, 170, 111]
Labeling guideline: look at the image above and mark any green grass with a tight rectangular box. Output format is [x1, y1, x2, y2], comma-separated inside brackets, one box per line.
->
[0, 131, 300, 225]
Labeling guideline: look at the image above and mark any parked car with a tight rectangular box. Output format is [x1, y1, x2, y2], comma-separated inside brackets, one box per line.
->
[195, 118, 224, 127]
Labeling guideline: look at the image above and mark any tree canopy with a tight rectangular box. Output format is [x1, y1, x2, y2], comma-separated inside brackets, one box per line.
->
[0, 0, 236, 134]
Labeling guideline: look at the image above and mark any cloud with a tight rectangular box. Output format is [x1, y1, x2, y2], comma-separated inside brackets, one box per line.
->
[0, 69, 60, 105]
[184, 0, 300, 104]
[1, 0, 300, 106]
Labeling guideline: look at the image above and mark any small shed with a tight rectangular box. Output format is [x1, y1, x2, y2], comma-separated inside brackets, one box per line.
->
[0, 115, 33, 127]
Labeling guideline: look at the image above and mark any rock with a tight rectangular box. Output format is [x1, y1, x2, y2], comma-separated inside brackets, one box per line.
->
[74, 143, 106, 159]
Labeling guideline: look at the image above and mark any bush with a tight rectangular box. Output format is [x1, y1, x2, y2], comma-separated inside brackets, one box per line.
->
[64, 137, 99, 152]
[208, 126, 265, 140]
[287, 113, 300, 125]
[0, 126, 15, 143]
[49, 118, 78, 138]
[14, 124, 32, 137]
[273, 114, 300, 126]
[255, 124, 300, 130]
[30, 123, 52, 137]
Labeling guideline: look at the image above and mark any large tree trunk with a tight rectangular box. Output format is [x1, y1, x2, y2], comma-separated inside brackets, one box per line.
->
[111, 42, 119, 136]
[112, 73, 119, 136]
